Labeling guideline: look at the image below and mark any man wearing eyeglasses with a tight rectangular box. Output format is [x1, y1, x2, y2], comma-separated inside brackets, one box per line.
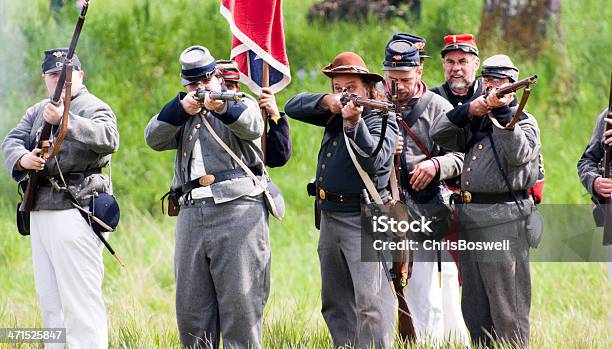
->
[382, 34, 468, 345]
[284, 52, 398, 348]
[430, 34, 483, 109]
[431, 54, 541, 348]
[145, 45, 270, 349]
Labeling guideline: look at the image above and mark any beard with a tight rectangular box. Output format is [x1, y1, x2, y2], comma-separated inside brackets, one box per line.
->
[446, 73, 476, 94]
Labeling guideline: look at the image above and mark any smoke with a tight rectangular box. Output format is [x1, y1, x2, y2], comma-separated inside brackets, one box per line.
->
[0, 0, 27, 135]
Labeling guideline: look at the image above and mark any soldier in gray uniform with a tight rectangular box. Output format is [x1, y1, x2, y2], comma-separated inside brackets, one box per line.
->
[144, 45, 269, 349]
[431, 55, 541, 348]
[284, 52, 398, 348]
[576, 106, 612, 316]
[382, 37, 468, 344]
[2, 49, 118, 348]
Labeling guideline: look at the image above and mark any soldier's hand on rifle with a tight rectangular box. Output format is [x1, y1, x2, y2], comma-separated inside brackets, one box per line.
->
[43, 101, 64, 125]
[203, 91, 225, 113]
[485, 87, 515, 108]
[320, 93, 344, 114]
[594, 177, 612, 198]
[409, 160, 437, 191]
[259, 87, 281, 120]
[180, 91, 203, 116]
[18, 148, 46, 171]
[341, 100, 363, 125]
[468, 96, 490, 117]
[395, 137, 404, 155]
[603, 118, 612, 145]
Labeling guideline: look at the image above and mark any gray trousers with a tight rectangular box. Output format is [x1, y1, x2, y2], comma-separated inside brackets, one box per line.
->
[175, 195, 270, 349]
[459, 216, 531, 348]
[319, 210, 395, 349]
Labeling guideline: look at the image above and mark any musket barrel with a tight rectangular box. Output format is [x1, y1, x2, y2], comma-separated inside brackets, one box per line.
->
[195, 88, 245, 102]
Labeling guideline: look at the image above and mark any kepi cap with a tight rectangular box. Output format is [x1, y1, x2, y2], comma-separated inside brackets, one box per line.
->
[481, 54, 519, 82]
[441, 34, 479, 57]
[42, 48, 82, 74]
[382, 40, 420, 71]
[180, 45, 216, 86]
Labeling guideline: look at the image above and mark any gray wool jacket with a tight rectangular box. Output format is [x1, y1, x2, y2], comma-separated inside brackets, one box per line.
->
[144, 92, 264, 204]
[2, 86, 119, 210]
[397, 90, 463, 181]
[431, 104, 541, 193]
[577, 108, 609, 201]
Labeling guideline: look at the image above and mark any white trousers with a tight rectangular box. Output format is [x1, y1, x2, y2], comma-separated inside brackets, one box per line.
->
[31, 209, 108, 349]
[405, 248, 470, 346]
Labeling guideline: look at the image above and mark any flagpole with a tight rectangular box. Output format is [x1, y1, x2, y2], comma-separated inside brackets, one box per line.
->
[261, 61, 269, 165]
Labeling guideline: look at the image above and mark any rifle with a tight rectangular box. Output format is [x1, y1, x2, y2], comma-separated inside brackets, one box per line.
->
[195, 88, 245, 102]
[340, 88, 395, 112]
[603, 73, 612, 245]
[492, 75, 538, 98]
[21, 1, 91, 212]
[485, 74, 538, 129]
[340, 88, 394, 158]
[388, 79, 417, 343]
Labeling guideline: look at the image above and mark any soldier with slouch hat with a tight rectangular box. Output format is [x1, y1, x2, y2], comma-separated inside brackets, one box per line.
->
[431, 54, 541, 348]
[284, 52, 398, 348]
[2, 48, 118, 348]
[144, 45, 270, 349]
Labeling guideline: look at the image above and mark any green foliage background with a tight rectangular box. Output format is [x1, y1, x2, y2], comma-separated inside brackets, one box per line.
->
[0, 0, 611, 347]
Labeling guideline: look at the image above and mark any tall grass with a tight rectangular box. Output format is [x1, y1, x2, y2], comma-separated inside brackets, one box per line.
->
[1, 0, 611, 348]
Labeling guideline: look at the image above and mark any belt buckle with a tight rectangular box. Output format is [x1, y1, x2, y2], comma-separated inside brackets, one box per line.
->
[461, 190, 472, 203]
[319, 189, 326, 200]
[199, 174, 215, 187]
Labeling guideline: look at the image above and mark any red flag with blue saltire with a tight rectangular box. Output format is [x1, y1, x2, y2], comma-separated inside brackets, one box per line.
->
[220, 0, 291, 94]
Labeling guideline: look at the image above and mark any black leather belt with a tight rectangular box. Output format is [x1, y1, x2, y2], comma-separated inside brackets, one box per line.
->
[182, 167, 262, 193]
[317, 188, 362, 204]
[38, 168, 102, 187]
[454, 190, 529, 204]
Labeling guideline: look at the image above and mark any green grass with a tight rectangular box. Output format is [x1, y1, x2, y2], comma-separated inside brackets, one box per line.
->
[1, 0, 612, 348]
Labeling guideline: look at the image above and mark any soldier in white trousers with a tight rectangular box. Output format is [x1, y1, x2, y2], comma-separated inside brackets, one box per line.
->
[2, 49, 118, 348]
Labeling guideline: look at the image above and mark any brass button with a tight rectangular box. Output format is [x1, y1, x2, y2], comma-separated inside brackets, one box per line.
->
[465, 180, 470, 186]
[332, 141, 338, 146]
[319, 176, 323, 182]
[319, 189, 326, 200]
[326, 152, 332, 157]
[466, 167, 471, 172]
[195, 123, 201, 129]
[472, 155, 477, 160]
[461, 191, 472, 203]
[477, 144, 483, 150]
[183, 152, 187, 157]
[188, 135, 193, 141]
[321, 164, 326, 169]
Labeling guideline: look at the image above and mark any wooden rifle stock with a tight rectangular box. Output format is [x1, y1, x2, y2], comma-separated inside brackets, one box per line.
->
[494, 75, 538, 98]
[388, 79, 416, 343]
[603, 73, 612, 245]
[21, 1, 90, 212]
[340, 89, 395, 112]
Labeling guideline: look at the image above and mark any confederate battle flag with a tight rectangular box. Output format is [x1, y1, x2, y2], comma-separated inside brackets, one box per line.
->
[220, 0, 291, 94]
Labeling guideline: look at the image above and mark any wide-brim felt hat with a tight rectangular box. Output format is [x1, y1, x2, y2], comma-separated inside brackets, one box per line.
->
[321, 52, 383, 82]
